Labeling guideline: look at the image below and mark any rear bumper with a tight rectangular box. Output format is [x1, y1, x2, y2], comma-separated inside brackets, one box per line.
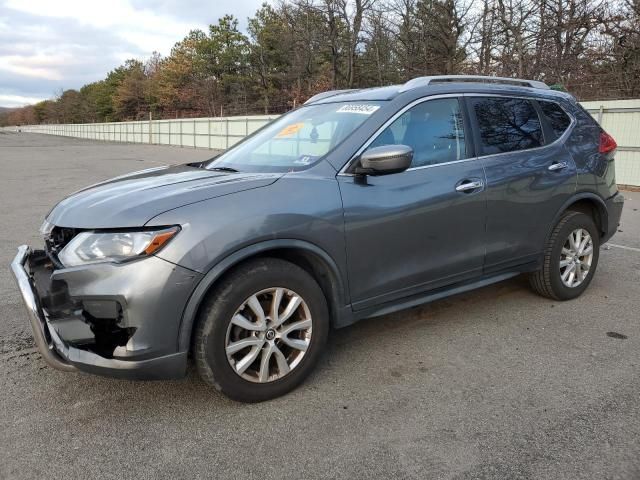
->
[10, 245, 190, 380]
[603, 192, 624, 243]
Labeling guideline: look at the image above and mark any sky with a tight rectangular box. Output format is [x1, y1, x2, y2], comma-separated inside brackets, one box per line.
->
[0, 0, 268, 108]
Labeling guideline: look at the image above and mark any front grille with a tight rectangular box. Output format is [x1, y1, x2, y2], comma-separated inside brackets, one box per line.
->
[44, 226, 78, 267]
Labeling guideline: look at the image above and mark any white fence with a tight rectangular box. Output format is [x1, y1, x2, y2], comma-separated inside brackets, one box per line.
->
[582, 100, 640, 187]
[13, 115, 279, 150]
[6, 100, 640, 186]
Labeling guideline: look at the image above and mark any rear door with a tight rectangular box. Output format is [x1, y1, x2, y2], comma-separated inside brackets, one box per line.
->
[338, 96, 488, 310]
[468, 95, 577, 272]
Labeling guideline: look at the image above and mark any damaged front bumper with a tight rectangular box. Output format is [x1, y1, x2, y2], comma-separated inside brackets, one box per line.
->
[10, 245, 201, 380]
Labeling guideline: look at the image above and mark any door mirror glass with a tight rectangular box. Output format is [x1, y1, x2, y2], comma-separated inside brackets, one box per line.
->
[358, 145, 413, 175]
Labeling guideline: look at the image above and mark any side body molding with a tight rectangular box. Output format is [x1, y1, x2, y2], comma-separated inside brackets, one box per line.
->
[176, 239, 349, 352]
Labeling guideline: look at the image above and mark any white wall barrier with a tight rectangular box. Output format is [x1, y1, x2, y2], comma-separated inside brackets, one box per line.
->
[582, 100, 640, 188]
[12, 115, 279, 151]
[5, 101, 640, 186]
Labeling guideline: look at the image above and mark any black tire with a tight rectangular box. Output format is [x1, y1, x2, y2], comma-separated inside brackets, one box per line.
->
[193, 258, 329, 402]
[529, 211, 600, 300]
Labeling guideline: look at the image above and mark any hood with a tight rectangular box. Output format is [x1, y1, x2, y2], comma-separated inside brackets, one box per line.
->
[47, 164, 281, 228]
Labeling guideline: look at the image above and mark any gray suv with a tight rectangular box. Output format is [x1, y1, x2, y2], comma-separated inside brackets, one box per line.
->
[11, 76, 624, 402]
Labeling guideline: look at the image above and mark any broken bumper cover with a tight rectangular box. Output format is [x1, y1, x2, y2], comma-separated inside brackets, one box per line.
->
[10, 245, 197, 380]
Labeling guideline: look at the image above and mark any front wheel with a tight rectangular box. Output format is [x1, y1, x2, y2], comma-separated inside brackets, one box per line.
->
[529, 211, 600, 301]
[193, 258, 329, 402]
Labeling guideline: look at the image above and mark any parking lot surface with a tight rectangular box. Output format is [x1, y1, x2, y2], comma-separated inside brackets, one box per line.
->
[1, 132, 639, 480]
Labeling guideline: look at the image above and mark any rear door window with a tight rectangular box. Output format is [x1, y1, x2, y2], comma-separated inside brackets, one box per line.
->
[538, 101, 572, 138]
[471, 97, 544, 155]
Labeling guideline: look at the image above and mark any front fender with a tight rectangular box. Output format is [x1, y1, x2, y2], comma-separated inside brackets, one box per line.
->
[175, 239, 347, 353]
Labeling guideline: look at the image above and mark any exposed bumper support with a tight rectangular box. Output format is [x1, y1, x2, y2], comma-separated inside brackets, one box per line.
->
[10, 245, 188, 380]
[10, 245, 77, 372]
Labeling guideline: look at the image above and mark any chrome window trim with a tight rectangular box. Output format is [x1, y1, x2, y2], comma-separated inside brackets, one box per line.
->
[400, 157, 478, 172]
[337, 93, 576, 176]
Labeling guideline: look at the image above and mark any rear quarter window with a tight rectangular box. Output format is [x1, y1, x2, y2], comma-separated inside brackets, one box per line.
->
[539, 101, 572, 138]
[471, 97, 544, 155]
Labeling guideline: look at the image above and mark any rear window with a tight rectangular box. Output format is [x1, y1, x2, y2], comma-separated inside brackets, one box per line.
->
[472, 97, 544, 155]
[539, 101, 572, 138]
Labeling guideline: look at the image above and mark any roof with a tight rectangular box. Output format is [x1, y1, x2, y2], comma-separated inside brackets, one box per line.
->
[306, 75, 574, 105]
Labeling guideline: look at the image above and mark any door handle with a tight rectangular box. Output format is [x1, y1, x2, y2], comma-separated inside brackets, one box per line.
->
[548, 161, 568, 171]
[455, 180, 484, 192]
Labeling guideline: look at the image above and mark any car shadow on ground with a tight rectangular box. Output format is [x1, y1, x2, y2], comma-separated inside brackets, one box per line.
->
[12, 275, 536, 413]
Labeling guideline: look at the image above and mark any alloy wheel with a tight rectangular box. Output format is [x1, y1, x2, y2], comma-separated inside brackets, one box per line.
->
[225, 287, 312, 383]
[559, 228, 594, 288]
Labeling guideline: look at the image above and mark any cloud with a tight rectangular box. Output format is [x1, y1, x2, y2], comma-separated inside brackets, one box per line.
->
[129, 0, 270, 25]
[0, 0, 268, 107]
[0, 93, 47, 108]
[4, 0, 201, 52]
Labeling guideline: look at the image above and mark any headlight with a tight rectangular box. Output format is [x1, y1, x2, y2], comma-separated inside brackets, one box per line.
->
[58, 227, 179, 267]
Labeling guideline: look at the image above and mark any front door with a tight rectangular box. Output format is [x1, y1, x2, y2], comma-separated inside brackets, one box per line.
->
[338, 97, 488, 311]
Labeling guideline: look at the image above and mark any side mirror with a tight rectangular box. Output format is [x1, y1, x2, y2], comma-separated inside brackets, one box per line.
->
[356, 145, 413, 176]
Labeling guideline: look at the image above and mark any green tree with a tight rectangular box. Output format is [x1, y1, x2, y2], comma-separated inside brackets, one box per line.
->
[157, 30, 209, 116]
[249, 4, 291, 112]
[113, 60, 149, 120]
[57, 89, 84, 123]
[207, 15, 250, 114]
[33, 100, 58, 124]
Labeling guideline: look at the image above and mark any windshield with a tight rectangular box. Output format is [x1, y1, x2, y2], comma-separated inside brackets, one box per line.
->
[206, 101, 384, 173]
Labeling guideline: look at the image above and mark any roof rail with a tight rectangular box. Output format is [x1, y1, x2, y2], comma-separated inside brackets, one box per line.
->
[399, 75, 549, 92]
[304, 89, 359, 105]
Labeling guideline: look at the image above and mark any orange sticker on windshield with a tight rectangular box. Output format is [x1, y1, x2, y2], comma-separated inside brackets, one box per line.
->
[276, 123, 304, 137]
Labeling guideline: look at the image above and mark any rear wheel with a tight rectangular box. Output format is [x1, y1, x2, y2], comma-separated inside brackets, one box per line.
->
[193, 258, 329, 402]
[529, 211, 600, 300]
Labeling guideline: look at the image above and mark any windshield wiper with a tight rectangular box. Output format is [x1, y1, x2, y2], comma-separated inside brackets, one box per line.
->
[210, 166, 240, 173]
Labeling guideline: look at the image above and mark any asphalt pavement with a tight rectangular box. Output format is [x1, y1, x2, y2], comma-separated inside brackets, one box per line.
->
[1, 132, 639, 480]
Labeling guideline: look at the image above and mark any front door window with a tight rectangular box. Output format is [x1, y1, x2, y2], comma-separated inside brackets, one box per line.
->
[367, 98, 467, 168]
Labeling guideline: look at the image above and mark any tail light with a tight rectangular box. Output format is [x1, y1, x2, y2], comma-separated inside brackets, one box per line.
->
[599, 131, 617, 154]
